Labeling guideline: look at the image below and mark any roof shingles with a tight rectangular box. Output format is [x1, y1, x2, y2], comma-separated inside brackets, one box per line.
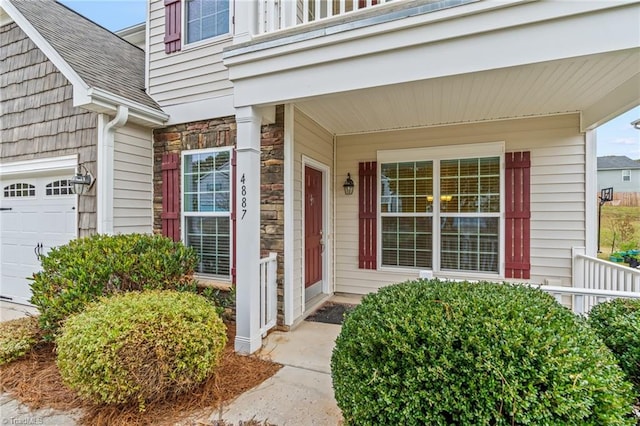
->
[597, 155, 640, 170]
[10, 0, 161, 112]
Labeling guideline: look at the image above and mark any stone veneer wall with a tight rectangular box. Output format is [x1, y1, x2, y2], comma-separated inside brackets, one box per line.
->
[0, 22, 97, 236]
[152, 106, 286, 325]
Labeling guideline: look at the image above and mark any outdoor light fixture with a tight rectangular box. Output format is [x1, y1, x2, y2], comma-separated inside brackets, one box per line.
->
[343, 173, 355, 195]
[597, 187, 614, 253]
[70, 164, 94, 195]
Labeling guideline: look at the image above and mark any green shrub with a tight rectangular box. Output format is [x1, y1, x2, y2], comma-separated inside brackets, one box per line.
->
[0, 316, 40, 365]
[56, 290, 227, 409]
[331, 279, 634, 425]
[588, 298, 640, 393]
[30, 233, 198, 339]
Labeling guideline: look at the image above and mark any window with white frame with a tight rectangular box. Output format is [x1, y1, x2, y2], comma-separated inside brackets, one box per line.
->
[183, 148, 232, 279]
[379, 143, 503, 275]
[622, 169, 631, 182]
[185, 0, 229, 45]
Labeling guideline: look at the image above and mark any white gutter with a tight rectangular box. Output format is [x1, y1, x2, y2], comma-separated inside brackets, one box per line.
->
[86, 87, 168, 126]
[97, 105, 129, 235]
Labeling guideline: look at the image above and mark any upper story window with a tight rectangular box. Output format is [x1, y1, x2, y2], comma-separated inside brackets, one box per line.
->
[622, 169, 631, 182]
[185, 0, 229, 44]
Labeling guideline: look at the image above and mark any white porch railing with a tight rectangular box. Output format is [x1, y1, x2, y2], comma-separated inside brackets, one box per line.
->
[259, 252, 278, 336]
[539, 247, 640, 315]
[258, 0, 394, 34]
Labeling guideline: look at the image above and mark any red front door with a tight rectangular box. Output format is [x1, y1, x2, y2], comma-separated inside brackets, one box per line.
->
[305, 166, 323, 288]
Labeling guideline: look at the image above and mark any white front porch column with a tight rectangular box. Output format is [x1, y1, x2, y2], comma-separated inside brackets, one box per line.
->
[234, 106, 262, 354]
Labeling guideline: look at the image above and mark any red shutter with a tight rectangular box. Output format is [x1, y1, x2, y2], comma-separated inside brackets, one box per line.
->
[359, 162, 377, 269]
[161, 152, 180, 241]
[505, 152, 531, 279]
[164, 0, 181, 54]
[358, 0, 379, 8]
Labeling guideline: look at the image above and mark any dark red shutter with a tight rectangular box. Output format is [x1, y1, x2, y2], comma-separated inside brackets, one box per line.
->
[164, 0, 181, 54]
[358, 0, 379, 8]
[359, 162, 377, 269]
[161, 152, 180, 241]
[505, 152, 531, 279]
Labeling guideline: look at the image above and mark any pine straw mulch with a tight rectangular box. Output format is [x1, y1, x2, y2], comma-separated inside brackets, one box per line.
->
[0, 323, 282, 426]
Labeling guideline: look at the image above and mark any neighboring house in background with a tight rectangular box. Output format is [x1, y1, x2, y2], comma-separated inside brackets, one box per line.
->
[597, 155, 640, 193]
[1, 0, 639, 354]
[0, 0, 167, 304]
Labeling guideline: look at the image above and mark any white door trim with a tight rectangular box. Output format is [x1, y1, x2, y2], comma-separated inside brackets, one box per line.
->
[301, 156, 332, 312]
[0, 154, 78, 177]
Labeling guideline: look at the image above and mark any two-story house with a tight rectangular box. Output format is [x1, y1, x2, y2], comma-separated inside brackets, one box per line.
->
[2, 0, 639, 354]
[147, 0, 640, 353]
[598, 155, 640, 195]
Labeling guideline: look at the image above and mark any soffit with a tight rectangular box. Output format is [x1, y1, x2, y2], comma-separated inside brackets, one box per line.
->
[295, 50, 640, 135]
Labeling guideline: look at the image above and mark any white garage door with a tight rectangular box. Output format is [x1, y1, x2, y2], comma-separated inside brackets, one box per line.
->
[0, 174, 77, 305]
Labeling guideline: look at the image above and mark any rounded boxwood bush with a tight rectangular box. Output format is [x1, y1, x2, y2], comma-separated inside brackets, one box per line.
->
[588, 298, 640, 393]
[56, 290, 227, 409]
[0, 316, 40, 365]
[331, 280, 634, 425]
[30, 233, 198, 339]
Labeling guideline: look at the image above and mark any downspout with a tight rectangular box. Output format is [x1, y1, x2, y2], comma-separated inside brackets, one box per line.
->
[97, 105, 129, 234]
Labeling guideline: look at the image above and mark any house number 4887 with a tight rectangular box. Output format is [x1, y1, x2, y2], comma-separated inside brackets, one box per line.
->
[240, 173, 247, 220]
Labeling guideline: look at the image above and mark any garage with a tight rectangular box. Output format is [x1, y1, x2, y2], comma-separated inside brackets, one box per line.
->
[0, 170, 77, 306]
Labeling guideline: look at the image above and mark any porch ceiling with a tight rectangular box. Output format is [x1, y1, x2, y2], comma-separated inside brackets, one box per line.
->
[295, 49, 640, 135]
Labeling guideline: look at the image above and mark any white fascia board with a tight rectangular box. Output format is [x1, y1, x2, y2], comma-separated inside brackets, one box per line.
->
[162, 95, 235, 125]
[225, 1, 636, 76]
[84, 87, 169, 126]
[581, 72, 640, 131]
[224, 0, 529, 64]
[0, 154, 78, 176]
[0, 0, 90, 101]
[231, 3, 640, 107]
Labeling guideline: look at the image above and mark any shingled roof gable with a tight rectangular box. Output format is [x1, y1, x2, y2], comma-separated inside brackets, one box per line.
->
[597, 155, 640, 170]
[8, 0, 161, 112]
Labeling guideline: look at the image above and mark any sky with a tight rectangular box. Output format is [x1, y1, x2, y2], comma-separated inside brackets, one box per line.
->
[60, 1, 640, 160]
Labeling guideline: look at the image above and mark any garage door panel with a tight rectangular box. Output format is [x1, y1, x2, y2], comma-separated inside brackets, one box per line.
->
[2, 246, 21, 264]
[1, 173, 77, 305]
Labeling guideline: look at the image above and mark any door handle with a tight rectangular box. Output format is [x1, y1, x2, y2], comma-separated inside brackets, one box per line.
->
[34, 243, 43, 260]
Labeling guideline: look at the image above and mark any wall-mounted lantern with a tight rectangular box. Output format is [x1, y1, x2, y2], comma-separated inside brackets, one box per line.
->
[70, 164, 94, 195]
[343, 173, 355, 195]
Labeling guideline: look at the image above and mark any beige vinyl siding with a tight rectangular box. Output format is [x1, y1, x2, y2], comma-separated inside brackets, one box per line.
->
[147, 0, 233, 107]
[334, 113, 585, 294]
[113, 124, 153, 234]
[293, 108, 334, 319]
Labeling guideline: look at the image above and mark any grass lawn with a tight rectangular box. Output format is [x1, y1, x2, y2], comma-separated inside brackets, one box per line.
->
[598, 205, 640, 259]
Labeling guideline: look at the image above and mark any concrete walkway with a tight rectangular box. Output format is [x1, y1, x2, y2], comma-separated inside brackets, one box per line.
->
[213, 321, 343, 425]
[0, 301, 344, 425]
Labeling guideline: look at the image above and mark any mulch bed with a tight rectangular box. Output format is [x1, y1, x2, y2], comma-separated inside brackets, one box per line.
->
[0, 324, 282, 426]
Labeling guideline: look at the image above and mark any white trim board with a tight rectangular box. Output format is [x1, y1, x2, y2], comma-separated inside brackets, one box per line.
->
[0, 155, 78, 177]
